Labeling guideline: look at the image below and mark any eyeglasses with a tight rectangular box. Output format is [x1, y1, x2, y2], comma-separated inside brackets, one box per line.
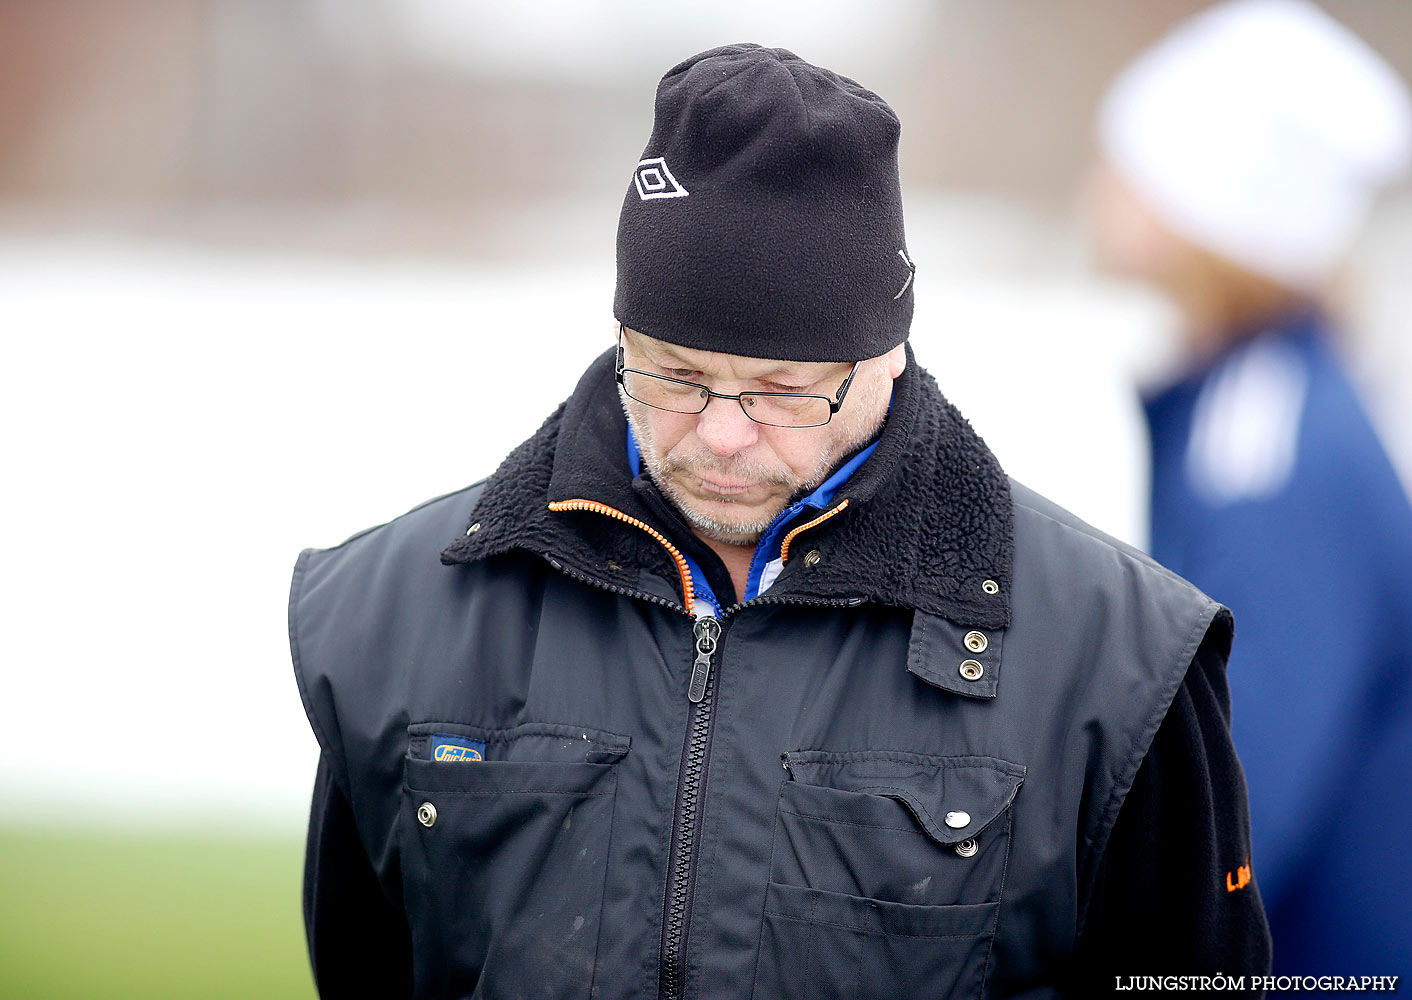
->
[615, 328, 861, 428]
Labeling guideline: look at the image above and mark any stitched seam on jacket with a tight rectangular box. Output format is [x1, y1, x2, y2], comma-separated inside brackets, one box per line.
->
[778, 808, 936, 836]
[762, 910, 987, 940]
[786, 749, 1025, 775]
[750, 781, 791, 993]
[401, 789, 614, 797]
[587, 770, 623, 998]
[979, 811, 1013, 989]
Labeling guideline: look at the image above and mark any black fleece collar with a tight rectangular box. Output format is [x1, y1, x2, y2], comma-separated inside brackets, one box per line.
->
[441, 345, 1013, 628]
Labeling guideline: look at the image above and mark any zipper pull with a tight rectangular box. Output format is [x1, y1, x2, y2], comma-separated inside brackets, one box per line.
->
[687, 615, 721, 703]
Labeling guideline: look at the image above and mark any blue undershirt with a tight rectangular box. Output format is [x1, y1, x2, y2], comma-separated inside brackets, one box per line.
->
[627, 426, 877, 615]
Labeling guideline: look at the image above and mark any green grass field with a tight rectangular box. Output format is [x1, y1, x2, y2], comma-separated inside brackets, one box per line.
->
[0, 826, 316, 999]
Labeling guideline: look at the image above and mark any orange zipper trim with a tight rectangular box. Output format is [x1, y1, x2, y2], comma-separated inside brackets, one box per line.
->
[779, 499, 850, 565]
[547, 499, 697, 615]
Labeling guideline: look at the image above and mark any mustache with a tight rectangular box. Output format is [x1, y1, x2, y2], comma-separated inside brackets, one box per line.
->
[658, 451, 801, 489]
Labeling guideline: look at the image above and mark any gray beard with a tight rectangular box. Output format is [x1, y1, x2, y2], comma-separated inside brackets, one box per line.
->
[619, 384, 884, 546]
[655, 470, 820, 545]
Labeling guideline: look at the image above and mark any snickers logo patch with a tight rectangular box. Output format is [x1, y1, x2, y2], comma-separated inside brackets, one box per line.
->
[432, 734, 486, 762]
[1226, 857, 1253, 893]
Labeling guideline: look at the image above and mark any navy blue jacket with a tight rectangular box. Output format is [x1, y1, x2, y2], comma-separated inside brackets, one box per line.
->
[1146, 310, 1412, 976]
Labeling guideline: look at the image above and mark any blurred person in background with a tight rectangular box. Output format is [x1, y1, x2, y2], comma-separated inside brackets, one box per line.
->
[293, 44, 1269, 998]
[1089, 0, 1412, 978]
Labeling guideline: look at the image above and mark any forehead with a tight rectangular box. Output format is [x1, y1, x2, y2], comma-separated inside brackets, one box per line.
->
[624, 328, 839, 379]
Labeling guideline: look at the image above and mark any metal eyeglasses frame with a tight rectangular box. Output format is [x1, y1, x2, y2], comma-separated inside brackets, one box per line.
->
[614, 325, 861, 428]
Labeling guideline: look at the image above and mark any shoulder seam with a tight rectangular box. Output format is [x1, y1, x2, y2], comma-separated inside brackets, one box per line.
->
[310, 478, 490, 555]
[1013, 496, 1198, 594]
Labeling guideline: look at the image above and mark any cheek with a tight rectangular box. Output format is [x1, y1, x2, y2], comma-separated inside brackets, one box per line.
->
[644, 410, 696, 457]
[764, 429, 831, 480]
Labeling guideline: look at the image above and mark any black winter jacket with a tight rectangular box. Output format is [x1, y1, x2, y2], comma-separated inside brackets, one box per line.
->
[292, 348, 1271, 998]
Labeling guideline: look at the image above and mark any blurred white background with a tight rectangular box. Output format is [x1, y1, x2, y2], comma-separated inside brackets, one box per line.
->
[1, 0, 1408, 835]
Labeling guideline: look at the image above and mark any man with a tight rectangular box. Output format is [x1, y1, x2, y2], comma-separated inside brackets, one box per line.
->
[1089, 0, 1412, 979]
[292, 44, 1269, 998]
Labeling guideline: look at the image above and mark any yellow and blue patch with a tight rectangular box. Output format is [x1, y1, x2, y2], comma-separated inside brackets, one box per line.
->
[431, 734, 486, 762]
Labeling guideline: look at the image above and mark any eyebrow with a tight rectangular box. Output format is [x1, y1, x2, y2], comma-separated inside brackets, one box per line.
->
[640, 341, 830, 383]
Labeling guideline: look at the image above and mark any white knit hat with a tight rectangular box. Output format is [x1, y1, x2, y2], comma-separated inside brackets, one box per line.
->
[1099, 0, 1412, 289]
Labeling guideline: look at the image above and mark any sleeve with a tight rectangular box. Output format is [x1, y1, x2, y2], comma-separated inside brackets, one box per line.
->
[303, 753, 414, 999]
[1071, 630, 1272, 993]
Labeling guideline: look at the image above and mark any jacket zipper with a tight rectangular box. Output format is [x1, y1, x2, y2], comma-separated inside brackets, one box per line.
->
[546, 498, 857, 1000]
[660, 595, 863, 1000]
[660, 611, 720, 1000]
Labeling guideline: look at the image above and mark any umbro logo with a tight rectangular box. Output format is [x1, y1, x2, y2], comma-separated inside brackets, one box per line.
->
[893, 248, 916, 300]
[633, 157, 689, 200]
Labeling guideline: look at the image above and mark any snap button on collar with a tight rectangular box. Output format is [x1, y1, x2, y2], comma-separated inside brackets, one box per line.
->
[945, 810, 971, 829]
[959, 659, 985, 681]
[964, 630, 988, 653]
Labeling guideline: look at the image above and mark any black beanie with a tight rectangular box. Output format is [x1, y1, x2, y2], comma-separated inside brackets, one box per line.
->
[614, 43, 914, 364]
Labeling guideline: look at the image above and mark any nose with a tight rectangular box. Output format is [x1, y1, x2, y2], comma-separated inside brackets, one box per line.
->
[693, 394, 760, 457]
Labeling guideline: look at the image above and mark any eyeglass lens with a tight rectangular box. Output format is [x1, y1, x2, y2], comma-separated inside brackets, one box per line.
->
[619, 371, 833, 427]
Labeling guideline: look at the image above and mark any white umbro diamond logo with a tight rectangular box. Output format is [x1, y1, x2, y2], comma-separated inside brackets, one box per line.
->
[893, 248, 916, 300]
[633, 157, 689, 200]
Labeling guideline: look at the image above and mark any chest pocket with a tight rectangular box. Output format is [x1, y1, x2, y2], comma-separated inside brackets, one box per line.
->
[399, 720, 630, 1000]
[753, 750, 1025, 1000]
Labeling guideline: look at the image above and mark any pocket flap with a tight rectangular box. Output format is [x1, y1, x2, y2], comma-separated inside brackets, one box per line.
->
[782, 751, 1025, 845]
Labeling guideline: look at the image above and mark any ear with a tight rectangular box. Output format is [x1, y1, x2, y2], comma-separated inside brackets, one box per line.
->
[884, 342, 907, 379]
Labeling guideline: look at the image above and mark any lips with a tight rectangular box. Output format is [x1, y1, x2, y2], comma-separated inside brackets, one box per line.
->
[697, 476, 754, 496]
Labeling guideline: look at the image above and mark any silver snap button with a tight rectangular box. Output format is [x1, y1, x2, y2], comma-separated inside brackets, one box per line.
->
[963, 630, 988, 653]
[954, 838, 979, 858]
[466, 522, 481, 535]
[945, 810, 971, 829]
[959, 659, 985, 681]
[416, 801, 438, 828]
[803, 549, 822, 567]
[981, 579, 999, 595]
